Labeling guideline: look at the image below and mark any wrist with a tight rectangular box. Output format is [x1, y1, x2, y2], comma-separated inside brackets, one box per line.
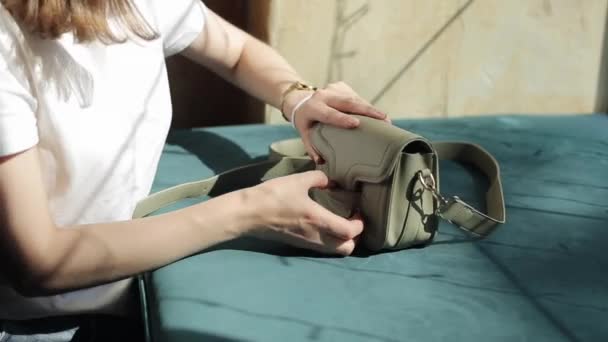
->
[280, 81, 317, 121]
[233, 186, 270, 237]
[282, 90, 315, 123]
[188, 189, 262, 241]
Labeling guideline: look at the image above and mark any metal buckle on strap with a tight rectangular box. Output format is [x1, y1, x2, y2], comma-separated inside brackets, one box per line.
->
[416, 170, 456, 222]
[417, 170, 498, 237]
[417, 170, 447, 205]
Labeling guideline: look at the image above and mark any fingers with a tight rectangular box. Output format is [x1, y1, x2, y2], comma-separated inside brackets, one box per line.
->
[314, 107, 359, 129]
[257, 172, 364, 256]
[326, 94, 386, 120]
[318, 215, 364, 256]
[299, 132, 322, 164]
[295, 170, 329, 189]
[322, 81, 386, 119]
[294, 80, 392, 162]
[320, 236, 358, 256]
[300, 175, 364, 243]
[308, 200, 364, 241]
[284, 230, 358, 256]
[299, 223, 360, 256]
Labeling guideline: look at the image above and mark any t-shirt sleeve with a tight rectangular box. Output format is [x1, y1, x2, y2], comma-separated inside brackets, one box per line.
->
[0, 12, 39, 157]
[0, 59, 38, 157]
[148, 0, 207, 57]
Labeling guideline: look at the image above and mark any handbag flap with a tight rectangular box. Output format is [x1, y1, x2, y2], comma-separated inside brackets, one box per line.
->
[311, 115, 433, 190]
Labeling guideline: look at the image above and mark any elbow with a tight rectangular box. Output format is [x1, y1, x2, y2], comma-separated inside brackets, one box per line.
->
[225, 35, 251, 77]
[7, 236, 63, 297]
[13, 276, 57, 298]
[12, 261, 61, 298]
[13, 280, 46, 298]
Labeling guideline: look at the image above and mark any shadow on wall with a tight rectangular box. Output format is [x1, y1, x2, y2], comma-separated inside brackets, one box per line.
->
[325, 0, 370, 83]
[324, 0, 474, 105]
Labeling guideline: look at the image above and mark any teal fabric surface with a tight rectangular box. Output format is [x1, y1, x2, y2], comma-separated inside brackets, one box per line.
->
[143, 114, 608, 342]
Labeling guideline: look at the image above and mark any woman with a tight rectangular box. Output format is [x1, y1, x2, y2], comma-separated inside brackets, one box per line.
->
[0, 0, 387, 339]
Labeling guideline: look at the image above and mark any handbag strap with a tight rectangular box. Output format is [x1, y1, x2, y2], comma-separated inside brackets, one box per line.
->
[430, 142, 506, 237]
[132, 157, 314, 219]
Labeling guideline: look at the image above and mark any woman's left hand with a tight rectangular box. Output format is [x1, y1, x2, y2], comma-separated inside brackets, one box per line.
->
[282, 81, 391, 164]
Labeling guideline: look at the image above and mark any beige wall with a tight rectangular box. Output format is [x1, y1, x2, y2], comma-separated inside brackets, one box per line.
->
[266, 0, 608, 123]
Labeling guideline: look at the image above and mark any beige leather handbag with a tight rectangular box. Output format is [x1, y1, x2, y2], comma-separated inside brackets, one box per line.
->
[134, 115, 505, 251]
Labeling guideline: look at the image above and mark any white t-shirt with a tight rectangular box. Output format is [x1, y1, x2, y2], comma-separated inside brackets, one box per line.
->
[0, 0, 206, 319]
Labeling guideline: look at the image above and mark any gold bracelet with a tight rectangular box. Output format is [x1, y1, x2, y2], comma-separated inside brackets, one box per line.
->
[280, 81, 318, 121]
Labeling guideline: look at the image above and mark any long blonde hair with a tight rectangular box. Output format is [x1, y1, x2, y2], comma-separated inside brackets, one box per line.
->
[1, 0, 158, 43]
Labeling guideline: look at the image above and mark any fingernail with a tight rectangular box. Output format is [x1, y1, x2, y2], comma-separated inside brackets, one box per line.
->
[349, 118, 360, 127]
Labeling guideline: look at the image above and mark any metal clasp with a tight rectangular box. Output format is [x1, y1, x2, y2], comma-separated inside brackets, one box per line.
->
[417, 170, 460, 223]
[417, 170, 448, 206]
[416, 170, 489, 236]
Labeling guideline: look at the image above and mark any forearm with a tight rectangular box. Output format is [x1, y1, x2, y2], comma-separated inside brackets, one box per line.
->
[181, 8, 307, 114]
[226, 36, 303, 110]
[24, 189, 256, 295]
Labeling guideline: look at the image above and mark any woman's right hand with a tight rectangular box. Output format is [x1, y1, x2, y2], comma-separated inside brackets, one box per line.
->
[244, 170, 363, 256]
